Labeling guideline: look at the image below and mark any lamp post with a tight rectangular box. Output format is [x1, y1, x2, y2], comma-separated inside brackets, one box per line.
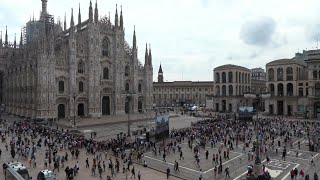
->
[126, 92, 132, 137]
[243, 92, 270, 176]
[73, 92, 77, 128]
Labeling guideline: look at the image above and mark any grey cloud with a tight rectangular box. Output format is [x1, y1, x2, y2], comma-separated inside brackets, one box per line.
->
[240, 17, 276, 46]
[249, 52, 258, 59]
[306, 24, 320, 42]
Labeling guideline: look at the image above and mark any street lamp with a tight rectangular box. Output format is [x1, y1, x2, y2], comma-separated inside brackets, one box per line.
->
[73, 92, 77, 128]
[243, 92, 270, 176]
[125, 92, 133, 137]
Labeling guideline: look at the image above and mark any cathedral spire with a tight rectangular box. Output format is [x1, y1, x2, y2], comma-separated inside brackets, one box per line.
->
[64, 12, 67, 31]
[20, 29, 23, 48]
[78, 3, 81, 26]
[133, 26, 136, 50]
[70, 8, 74, 28]
[149, 44, 152, 66]
[14, 33, 16, 49]
[108, 11, 111, 24]
[0, 31, 2, 47]
[89, 0, 93, 23]
[120, 5, 123, 30]
[145, 43, 148, 65]
[115, 4, 118, 27]
[41, 0, 48, 19]
[5, 26, 8, 46]
[94, 0, 99, 24]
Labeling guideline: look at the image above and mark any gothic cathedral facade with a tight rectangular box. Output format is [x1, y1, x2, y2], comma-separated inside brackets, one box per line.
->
[0, 0, 153, 119]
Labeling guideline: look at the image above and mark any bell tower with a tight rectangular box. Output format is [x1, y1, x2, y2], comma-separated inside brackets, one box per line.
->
[158, 64, 164, 83]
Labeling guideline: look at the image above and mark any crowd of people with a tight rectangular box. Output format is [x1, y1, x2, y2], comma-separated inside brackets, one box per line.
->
[167, 115, 320, 179]
[0, 114, 320, 180]
[0, 119, 151, 180]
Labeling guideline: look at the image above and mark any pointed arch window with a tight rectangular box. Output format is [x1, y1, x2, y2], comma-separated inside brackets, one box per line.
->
[125, 66, 130, 76]
[102, 37, 110, 57]
[103, 67, 109, 79]
[59, 81, 64, 93]
[138, 83, 142, 93]
[125, 83, 130, 91]
[79, 81, 84, 92]
[78, 61, 85, 73]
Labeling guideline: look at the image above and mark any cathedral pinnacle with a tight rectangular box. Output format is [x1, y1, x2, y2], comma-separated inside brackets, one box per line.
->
[89, 0, 93, 23]
[133, 25, 136, 50]
[20, 29, 23, 48]
[94, 0, 99, 24]
[78, 3, 81, 26]
[120, 5, 123, 30]
[64, 12, 67, 31]
[115, 4, 119, 27]
[149, 44, 152, 66]
[14, 33, 16, 49]
[5, 26, 8, 46]
[145, 43, 148, 65]
[0, 31, 2, 47]
[108, 12, 111, 24]
[70, 8, 74, 27]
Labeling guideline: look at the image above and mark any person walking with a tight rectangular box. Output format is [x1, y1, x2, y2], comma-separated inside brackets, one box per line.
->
[205, 150, 209, 160]
[180, 151, 184, 160]
[98, 165, 103, 179]
[299, 169, 304, 180]
[176, 161, 179, 172]
[131, 166, 135, 179]
[53, 161, 59, 172]
[138, 171, 141, 180]
[86, 158, 89, 168]
[199, 169, 203, 180]
[166, 167, 170, 179]
[225, 166, 230, 178]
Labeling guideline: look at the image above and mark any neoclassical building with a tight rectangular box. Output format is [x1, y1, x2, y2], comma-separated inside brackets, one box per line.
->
[265, 59, 308, 116]
[0, 0, 153, 119]
[212, 64, 252, 112]
[265, 50, 320, 118]
[153, 65, 213, 107]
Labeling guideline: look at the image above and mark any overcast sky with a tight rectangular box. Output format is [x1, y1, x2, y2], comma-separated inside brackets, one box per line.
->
[1, 0, 320, 82]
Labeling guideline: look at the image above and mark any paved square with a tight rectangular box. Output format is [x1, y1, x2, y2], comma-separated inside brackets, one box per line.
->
[144, 143, 242, 172]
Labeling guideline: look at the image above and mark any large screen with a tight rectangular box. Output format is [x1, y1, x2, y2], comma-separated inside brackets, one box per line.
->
[239, 106, 254, 120]
[155, 114, 169, 141]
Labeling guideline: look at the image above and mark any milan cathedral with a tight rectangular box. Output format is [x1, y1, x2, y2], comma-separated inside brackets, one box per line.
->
[0, 0, 154, 119]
